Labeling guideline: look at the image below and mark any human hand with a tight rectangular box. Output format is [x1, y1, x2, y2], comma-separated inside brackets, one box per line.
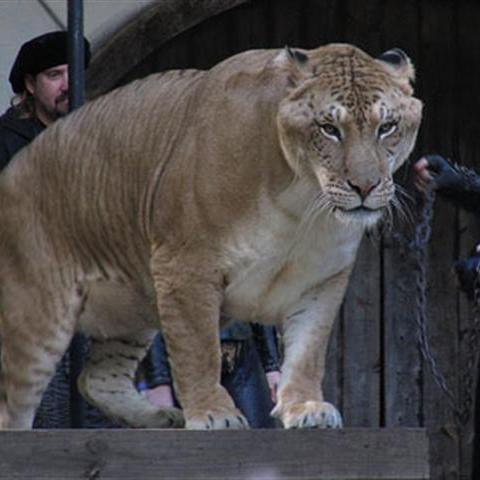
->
[413, 157, 433, 192]
[454, 254, 480, 301]
[145, 384, 175, 408]
[413, 154, 459, 192]
[265, 370, 281, 404]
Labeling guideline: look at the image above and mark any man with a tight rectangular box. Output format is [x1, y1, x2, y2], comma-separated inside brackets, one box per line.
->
[414, 154, 480, 297]
[0, 30, 91, 168]
[413, 154, 480, 478]
[0, 30, 91, 427]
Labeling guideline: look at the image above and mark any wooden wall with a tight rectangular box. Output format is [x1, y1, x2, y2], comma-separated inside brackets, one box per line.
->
[87, 1, 480, 478]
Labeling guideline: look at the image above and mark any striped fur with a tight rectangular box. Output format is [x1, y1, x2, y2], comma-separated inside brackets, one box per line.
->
[0, 44, 422, 429]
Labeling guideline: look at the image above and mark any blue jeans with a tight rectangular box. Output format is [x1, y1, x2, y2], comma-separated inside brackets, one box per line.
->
[221, 338, 277, 428]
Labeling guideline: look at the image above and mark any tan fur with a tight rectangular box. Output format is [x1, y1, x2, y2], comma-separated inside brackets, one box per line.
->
[0, 43, 422, 429]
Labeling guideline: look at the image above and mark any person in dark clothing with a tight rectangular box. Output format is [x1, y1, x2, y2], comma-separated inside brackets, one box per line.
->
[414, 155, 480, 295]
[413, 154, 480, 479]
[0, 30, 91, 168]
[140, 321, 281, 428]
[0, 108, 44, 168]
[0, 30, 91, 428]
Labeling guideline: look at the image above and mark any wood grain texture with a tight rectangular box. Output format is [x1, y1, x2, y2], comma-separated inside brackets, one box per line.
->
[342, 237, 382, 428]
[0, 429, 429, 480]
[417, 2, 461, 478]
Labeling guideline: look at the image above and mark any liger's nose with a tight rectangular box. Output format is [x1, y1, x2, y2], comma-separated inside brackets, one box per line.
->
[347, 179, 380, 200]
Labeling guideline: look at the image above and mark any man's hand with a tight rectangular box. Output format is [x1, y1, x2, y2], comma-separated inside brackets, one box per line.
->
[265, 370, 280, 404]
[413, 154, 460, 192]
[413, 157, 433, 192]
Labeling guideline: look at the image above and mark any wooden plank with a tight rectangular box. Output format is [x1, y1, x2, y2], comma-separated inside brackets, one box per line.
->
[416, 1, 461, 479]
[457, 210, 480, 478]
[0, 429, 429, 480]
[186, 4, 235, 71]
[222, 0, 272, 52]
[150, 30, 193, 74]
[454, 3, 480, 477]
[299, 0, 346, 48]
[381, 0, 423, 429]
[336, 0, 385, 53]
[266, 0, 302, 48]
[342, 236, 382, 427]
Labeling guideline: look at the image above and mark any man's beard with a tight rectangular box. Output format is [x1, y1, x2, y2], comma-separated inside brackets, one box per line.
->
[54, 94, 69, 117]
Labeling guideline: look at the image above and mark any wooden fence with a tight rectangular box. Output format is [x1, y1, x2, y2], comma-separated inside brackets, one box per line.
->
[86, 0, 480, 478]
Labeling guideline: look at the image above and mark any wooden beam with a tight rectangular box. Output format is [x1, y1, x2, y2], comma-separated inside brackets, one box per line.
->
[86, 0, 251, 98]
[0, 428, 429, 479]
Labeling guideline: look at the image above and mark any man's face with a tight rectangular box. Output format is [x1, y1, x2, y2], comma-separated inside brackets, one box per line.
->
[25, 64, 69, 125]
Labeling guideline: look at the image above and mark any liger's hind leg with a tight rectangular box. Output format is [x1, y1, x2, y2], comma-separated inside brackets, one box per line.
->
[78, 332, 184, 428]
[0, 299, 76, 429]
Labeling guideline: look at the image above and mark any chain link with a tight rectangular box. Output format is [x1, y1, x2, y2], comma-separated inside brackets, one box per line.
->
[413, 187, 480, 426]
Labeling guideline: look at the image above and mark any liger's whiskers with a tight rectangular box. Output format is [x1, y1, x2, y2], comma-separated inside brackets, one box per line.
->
[395, 183, 414, 203]
[391, 184, 415, 228]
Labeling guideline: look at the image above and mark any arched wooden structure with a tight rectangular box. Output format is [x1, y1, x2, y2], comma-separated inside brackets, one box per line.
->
[86, 0, 249, 98]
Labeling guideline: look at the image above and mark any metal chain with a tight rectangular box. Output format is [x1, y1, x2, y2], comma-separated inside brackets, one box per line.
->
[413, 187, 480, 426]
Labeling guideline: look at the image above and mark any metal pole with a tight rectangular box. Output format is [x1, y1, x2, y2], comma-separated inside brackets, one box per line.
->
[68, 0, 85, 111]
[67, 0, 86, 428]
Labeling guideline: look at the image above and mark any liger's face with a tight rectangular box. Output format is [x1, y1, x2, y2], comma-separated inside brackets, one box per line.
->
[25, 64, 69, 125]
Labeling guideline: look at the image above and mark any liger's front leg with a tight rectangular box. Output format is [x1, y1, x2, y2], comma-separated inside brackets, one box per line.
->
[150, 247, 248, 430]
[273, 268, 352, 429]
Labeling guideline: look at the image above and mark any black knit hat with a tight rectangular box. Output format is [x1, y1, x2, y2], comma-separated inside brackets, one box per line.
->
[8, 31, 91, 93]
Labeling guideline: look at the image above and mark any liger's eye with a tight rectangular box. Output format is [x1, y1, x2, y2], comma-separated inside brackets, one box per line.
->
[378, 121, 398, 139]
[319, 123, 342, 141]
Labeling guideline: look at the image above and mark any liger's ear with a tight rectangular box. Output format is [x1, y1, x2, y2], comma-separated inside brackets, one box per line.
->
[272, 46, 311, 88]
[286, 46, 309, 65]
[377, 48, 415, 94]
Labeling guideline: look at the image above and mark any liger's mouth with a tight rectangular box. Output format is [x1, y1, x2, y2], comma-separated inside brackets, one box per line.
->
[349, 206, 376, 212]
[334, 205, 384, 224]
[338, 205, 381, 214]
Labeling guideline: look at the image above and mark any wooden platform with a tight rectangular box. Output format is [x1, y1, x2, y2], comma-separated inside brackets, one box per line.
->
[0, 428, 429, 479]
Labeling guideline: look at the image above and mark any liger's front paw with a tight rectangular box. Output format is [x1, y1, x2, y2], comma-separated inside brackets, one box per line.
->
[275, 400, 343, 429]
[185, 407, 249, 430]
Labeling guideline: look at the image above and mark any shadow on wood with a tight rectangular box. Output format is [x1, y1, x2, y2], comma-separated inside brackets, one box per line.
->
[0, 428, 429, 479]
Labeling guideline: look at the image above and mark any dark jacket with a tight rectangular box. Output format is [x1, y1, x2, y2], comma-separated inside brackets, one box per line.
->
[0, 107, 45, 168]
[143, 322, 281, 388]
